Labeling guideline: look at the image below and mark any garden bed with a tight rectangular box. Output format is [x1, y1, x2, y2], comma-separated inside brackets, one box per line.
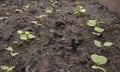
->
[0, 0, 120, 72]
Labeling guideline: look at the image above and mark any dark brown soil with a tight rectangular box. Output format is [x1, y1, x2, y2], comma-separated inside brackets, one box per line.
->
[0, 0, 120, 72]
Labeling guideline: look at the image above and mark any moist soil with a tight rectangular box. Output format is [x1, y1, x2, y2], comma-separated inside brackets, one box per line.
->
[0, 0, 120, 72]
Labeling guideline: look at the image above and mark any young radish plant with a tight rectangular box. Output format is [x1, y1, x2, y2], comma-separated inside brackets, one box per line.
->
[36, 15, 47, 20]
[13, 41, 23, 46]
[94, 40, 113, 51]
[5, 47, 19, 57]
[87, 20, 104, 35]
[51, 0, 58, 8]
[31, 21, 42, 28]
[0, 17, 8, 20]
[17, 30, 35, 41]
[74, 6, 86, 16]
[91, 54, 107, 72]
[31, 21, 38, 27]
[45, 7, 53, 14]
[74, 2, 86, 16]
[0, 65, 14, 72]
[14, 30, 35, 45]
[22, 5, 30, 11]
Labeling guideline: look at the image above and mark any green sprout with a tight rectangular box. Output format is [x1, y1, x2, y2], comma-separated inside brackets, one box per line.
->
[31, 21, 43, 28]
[15, 9, 22, 13]
[36, 15, 47, 19]
[31, 21, 40, 27]
[51, 0, 58, 8]
[74, 4, 86, 16]
[17, 30, 35, 41]
[13, 41, 23, 46]
[5, 47, 19, 57]
[0, 17, 8, 20]
[45, 8, 53, 14]
[87, 20, 104, 35]
[91, 54, 107, 72]
[22, 5, 30, 11]
[94, 40, 113, 50]
[1, 65, 14, 72]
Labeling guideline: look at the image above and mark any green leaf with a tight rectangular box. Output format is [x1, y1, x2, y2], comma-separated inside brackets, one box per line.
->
[36, 15, 47, 19]
[31, 21, 37, 24]
[103, 42, 113, 47]
[78, 6, 86, 12]
[28, 34, 35, 39]
[94, 40, 102, 47]
[5, 47, 13, 52]
[17, 30, 23, 34]
[13, 41, 23, 46]
[92, 65, 106, 72]
[20, 33, 27, 40]
[1, 66, 9, 70]
[74, 6, 86, 16]
[10, 52, 19, 57]
[74, 11, 80, 16]
[17, 30, 35, 40]
[7, 66, 14, 72]
[91, 54, 107, 65]
[80, 9, 86, 13]
[92, 32, 100, 36]
[91, 65, 99, 69]
[1, 66, 15, 72]
[87, 20, 96, 26]
[26, 31, 30, 35]
[94, 27, 104, 32]
[45, 8, 53, 14]
[0, 17, 8, 20]
[96, 22, 104, 25]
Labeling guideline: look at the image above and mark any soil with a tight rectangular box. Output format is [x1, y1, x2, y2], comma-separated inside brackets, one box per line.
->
[0, 0, 120, 72]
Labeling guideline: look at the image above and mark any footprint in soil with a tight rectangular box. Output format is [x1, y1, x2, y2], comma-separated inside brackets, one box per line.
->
[48, 37, 56, 45]
[53, 32, 63, 38]
[55, 21, 66, 29]
[28, 8, 39, 14]
[48, 32, 63, 45]
[3, 34, 13, 41]
[70, 39, 84, 52]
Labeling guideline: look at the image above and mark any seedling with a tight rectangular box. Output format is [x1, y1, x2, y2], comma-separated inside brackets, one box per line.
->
[91, 54, 107, 72]
[1, 65, 14, 72]
[31, 21, 43, 28]
[45, 8, 53, 14]
[22, 5, 30, 11]
[5, 47, 19, 57]
[87, 20, 104, 35]
[51, 0, 58, 8]
[0, 17, 8, 20]
[13, 41, 23, 46]
[15, 9, 22, 13]
[94, 40, 113, 50]
[74, 6, 86, 16]
[17, 30, 35, 41]
[36, 15, 47, 19]
[31, 21, 40, 27]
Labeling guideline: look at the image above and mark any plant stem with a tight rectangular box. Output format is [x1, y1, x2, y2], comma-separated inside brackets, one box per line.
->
[101, 46, 104, 53]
